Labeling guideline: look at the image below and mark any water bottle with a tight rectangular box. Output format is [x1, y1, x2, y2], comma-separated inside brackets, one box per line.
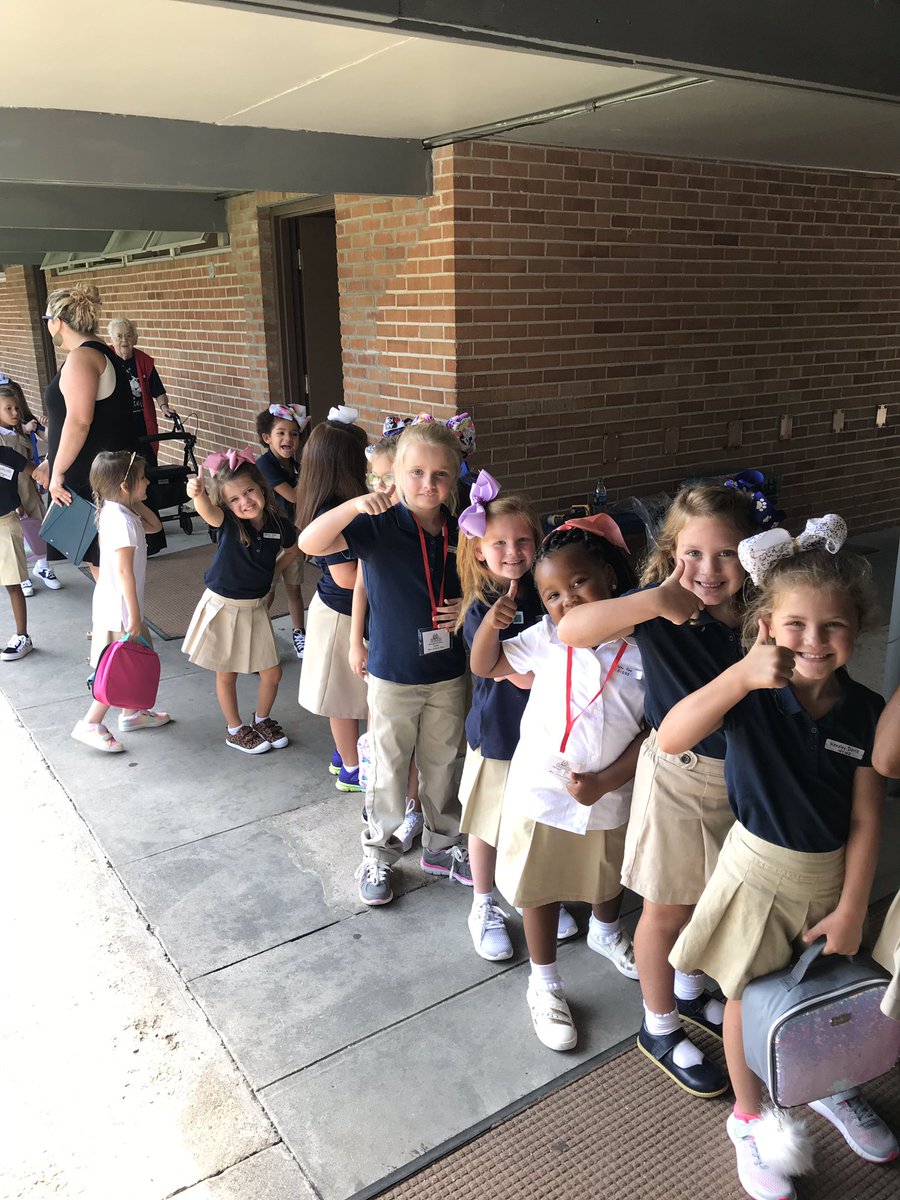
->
[591, 477, 608, 512]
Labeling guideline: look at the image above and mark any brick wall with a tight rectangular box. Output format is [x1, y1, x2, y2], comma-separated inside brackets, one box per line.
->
[336, 141, 900, 530]
[0, 265, 50, 407]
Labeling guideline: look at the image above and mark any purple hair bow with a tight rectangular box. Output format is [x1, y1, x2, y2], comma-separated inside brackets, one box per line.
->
[202, 446, 257, 474]
[458, 470, 500, 539]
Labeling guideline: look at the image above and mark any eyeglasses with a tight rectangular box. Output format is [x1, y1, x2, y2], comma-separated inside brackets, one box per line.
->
[366, 471, 394, 488]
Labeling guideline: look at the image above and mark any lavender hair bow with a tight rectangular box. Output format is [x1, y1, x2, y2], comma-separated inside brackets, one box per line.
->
[738, 514, 847, 586]
[202, 446, 257, 474]
[458, 470, 500, 539]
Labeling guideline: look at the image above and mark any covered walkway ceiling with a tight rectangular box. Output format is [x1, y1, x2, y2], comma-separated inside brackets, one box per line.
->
[2, 0, 900, 260]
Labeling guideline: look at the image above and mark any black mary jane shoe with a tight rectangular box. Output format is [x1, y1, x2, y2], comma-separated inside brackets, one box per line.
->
[636, 1024, 729, 1098]
[676, 992, 724, 1040]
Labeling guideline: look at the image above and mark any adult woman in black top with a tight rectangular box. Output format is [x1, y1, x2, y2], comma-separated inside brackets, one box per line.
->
[34, 286, 136, 569]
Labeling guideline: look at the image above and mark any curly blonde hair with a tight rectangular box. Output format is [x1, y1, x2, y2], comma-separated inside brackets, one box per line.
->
[392, 422, 462, 513]
[46, 285, 102, 335]
[741, 549, 875, 650]
[641, 483, 759, 585]
[455, 495, 543, 631]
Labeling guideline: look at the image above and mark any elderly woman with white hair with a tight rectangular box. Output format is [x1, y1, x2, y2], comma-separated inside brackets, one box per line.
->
[108, 318, 174, 466]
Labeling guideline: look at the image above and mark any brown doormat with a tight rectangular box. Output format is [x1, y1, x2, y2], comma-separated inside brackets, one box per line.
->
[377, 1035, 900, 1200]
[142, 542, 314, 640]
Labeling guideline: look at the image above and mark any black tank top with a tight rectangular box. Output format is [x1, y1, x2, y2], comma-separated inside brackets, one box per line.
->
[44, 339, 137, 497]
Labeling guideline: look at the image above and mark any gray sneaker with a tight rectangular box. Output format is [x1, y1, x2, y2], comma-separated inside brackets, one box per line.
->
[809, 1090, 899, 1163]
[355, 857, 393, 906]
[420, 844, 473, 885]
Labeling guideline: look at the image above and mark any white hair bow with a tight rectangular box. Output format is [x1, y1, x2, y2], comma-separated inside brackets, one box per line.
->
[327, 405, 359, 425]
[738, 514, 848, 586]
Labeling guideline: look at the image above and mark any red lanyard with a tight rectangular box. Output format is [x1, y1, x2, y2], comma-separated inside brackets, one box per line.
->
[560, 640, 627, 754]
[412, 514, 449, 625]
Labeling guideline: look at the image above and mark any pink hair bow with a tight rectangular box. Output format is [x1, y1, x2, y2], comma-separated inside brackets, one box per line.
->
[738, 514, 847, 586]
[552, 513, 628, 553]
[458, 470, 501, 539]
[268, 403, 310, 431]
[202, 446, 257, 474]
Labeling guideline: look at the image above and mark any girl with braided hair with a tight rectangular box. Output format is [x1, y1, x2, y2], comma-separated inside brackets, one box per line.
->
[470, 517, 646, 1051]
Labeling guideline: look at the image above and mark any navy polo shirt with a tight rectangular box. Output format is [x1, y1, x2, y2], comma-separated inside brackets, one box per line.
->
[311, 499, 356, 616]
[724, 670, 884, 853]
[0, 446, 27, 518]
[464, 572, 543, 760]
[256, 450, 298, 519]
[343, 503, 465, 685]
[628, 584, 743, 759]
[205, 511, 296, 600]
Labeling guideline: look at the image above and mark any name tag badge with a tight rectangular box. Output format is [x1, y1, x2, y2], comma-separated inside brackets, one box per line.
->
[263, 531, 281, 539]
[418, 627, 451, 656]
[616, 663, 642, 679]
[511, 610, 524, 626]
[546, 753, 584, 782]
[0, 464, 14, 481]
[825, 738, 864, 760]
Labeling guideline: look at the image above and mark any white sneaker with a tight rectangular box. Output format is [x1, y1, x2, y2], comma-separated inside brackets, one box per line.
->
[526, 980, 577, 1051]
[586, 925, 639, 979]
[71, 721, 125, 753]
[557, 905, 579, 940]
[20, 578, 34, 597]
[394, 798, 424, 852]
[1, 633, 33, 661]
[32, 564, 62, 590]
[727, 1112, 800, 1200]
[468, 898, 513, 961]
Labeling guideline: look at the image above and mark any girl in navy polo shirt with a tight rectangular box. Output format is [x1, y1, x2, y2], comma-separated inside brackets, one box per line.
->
[471, 518, 645, 1051]
[299, 418, 470, 907]
[255, 403, 310, 659]
[659, 524, 896, 1199]
[184, 451, 297, 756]
[559, 484, 758, 1098]
[296, 416, 370, 792]
[455, 480, 544, 961]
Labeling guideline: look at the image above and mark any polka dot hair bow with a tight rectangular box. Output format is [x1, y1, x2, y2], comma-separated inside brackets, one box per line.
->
[202, 446, 257, 474]
[458, 470, 500, 539]
[738, 514, 848, 586]
[268, 403, 310, 431]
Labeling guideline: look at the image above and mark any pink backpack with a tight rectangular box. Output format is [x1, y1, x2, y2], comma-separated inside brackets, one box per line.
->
[91, 636, 160, 711]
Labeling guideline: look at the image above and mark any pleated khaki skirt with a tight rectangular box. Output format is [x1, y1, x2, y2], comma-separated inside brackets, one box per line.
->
[182, 589, 278, 674]
[495, 805, 628, 909]
[873, 892, 900, 1021]
[621, 729, 733, 905]
[670, 822, 845, 1000]
[89, 622, 154, 669]
[0, 512, 26, 585]
[458, 745, 509, 846]
[298, 592, 368, 720]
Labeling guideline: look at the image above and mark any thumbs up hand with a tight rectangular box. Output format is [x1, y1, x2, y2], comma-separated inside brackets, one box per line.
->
[740, 618, 796, 690]
[187, 464, 206, 499]
[488, 578, 519, 630]
[657, 559, 703, 625]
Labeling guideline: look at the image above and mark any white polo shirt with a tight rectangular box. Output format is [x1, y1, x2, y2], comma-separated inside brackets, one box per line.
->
[502, 617, 645, 834]
[92, 501, 147, 632]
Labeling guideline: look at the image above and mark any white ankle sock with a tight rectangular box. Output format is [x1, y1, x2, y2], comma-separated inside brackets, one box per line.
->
[643, 1004, 704, 1068]
[35, 557, 48, 572]
[472, 890, 494, 908]
[254, 711, 269, 723]
[674, 970, 705, 1001]
[228, 724, 244, 735]
[590, 915, 621, 944]
[530, 960, 562, 990]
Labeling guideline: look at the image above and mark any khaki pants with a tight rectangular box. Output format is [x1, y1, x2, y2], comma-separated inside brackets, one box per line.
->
[364, 673, 465, 864]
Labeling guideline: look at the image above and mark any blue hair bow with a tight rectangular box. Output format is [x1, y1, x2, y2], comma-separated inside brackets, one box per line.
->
[724, 470, 785, 530]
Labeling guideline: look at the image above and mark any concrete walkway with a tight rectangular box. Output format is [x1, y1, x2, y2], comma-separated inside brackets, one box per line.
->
[3, 523, 899, 1199]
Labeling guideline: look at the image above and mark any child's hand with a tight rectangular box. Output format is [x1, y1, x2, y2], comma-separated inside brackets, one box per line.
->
[354, 486, 395, 515]
[656, 560, 702, 625]
[187, 464, 207, 500]
[566, 770, 605, 806]
[487, 580, 519, 630]
[22, 419, 37, 434]
[434, 598, 461, 630]
[15, 506, 24, 518]
[349, 642, 368, 679]
[804, 906, 864, 957]
[125, 613, 142, 639]
[740, 619, 795, 690]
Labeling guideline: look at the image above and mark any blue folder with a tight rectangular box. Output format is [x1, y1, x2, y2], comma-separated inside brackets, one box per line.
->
[39, 489, 97, 565]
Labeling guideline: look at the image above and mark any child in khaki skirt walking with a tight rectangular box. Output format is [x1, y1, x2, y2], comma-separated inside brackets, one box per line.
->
[659, 522, 897, 1200]
[471, 518, 646, 1051]
[184, 450, 298, 755]
[455, 478, 544, 961]
[0, 441, 37, 661]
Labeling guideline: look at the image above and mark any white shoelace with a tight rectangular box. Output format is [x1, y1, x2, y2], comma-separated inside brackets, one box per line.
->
[839, 1093, 879, 1129]
[449, 845, 469, 865]
[475, 899, 508, 931]
[358, 859, 389, 885]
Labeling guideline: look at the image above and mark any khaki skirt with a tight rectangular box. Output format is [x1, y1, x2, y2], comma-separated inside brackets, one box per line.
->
[621, 729, 733, 905]
[458, 746, 509, 846]
[496, 806, 627, 909]
[873, 892, 900, 1021]
[298, 592, 368, 720]
[183, 589, 278, 674]
[670, 822, 845, 1000]
[89, 622, 154, 669]
[0, 512, 26, 585]
[281, 553, 305, 588]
